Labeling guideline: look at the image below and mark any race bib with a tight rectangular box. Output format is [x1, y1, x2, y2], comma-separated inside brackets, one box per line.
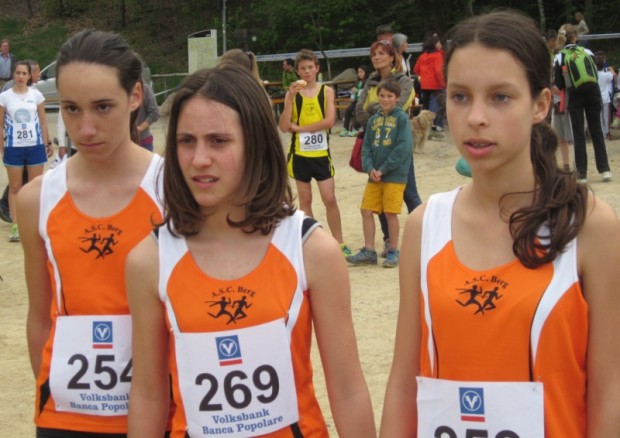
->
[417, 377, 544, 438]
[49, 315, 132, 416]
[299, 130, 328, 152]
[174, 319, 298, 437]
[14, 122, 37, 147]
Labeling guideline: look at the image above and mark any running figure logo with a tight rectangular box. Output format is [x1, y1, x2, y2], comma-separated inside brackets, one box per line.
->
[455, 277, 506, 315]
[79, 224, 122, 259]
[206, 295, 253, 325]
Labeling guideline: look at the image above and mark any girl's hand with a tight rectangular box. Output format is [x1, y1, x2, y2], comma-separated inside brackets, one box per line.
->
[45, 143, 54, 158]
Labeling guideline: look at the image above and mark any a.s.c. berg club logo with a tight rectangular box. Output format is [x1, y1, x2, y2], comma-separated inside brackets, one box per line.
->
[206, 293, 254, 325]
[79, 223, 123, 260]
[216, 335, 243, 366]
[92, 321, 113, 349]
[459, 387, 485, 422]
[455, 274, 509, 315]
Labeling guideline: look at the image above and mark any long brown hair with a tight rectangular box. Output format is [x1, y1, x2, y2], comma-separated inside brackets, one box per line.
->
[445, 10, 588, 269]
[162, 64, 295, 237]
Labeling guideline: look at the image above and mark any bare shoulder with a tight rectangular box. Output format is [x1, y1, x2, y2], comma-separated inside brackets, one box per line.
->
[17, 174, 42, 211]
[126, 233, 160, 284]
[579, 194, 620, 245]
[577, 194, 620, 284]
[303, 224, 340, 265]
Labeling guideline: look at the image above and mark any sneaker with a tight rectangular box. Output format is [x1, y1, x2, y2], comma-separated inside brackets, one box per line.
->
[383, 249, 400, 268]
[348, 130, 358, 137]
[9, 223, 19, 242]
[340, 243, 352, 257]
[380, 239, 390, 258]
[339, 130, 348, 137]
[433, 125, 444, 132]
[428, 131, 444, 140]
[346, 248, 377, 265]
[577, 178, 588, 184]
[601, 171, 612, 182]
[0, 200, 11, 223]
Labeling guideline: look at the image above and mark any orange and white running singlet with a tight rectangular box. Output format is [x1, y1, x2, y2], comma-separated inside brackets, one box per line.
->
[159, 211, 328, 437]
[418, 188, 588, 437]
[34, 155, 163, 434]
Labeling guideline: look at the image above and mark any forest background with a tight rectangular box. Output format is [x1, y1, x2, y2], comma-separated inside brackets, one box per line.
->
[0, 0, 618, 100]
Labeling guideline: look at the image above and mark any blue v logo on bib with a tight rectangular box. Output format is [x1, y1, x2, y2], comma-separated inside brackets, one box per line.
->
[216, 335, 243, 366]
[92, 321, 113, 349]
[459, 387, 485, 422]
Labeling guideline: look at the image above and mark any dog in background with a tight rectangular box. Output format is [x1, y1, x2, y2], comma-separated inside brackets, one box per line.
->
[411, 109, 436, 153]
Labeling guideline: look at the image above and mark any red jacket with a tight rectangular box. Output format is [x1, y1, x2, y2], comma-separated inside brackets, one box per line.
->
[413, 50, 445, 90]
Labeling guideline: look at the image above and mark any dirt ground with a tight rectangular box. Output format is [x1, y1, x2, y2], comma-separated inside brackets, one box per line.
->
[1, 112, 619, 436]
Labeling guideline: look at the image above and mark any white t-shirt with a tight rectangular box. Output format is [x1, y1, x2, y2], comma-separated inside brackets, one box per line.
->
[0, 87, 45, 147]
[597, 70, 614, 104]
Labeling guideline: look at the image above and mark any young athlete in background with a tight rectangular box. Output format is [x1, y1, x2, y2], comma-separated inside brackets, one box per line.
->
[381, 10, 620, 437]
[278, 49, 352, 256]
[17, 29, 166, 437]
[0, 60, 51, 241]
[126, 63, 375, 437]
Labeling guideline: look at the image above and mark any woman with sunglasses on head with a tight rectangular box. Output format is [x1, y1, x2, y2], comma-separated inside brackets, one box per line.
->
[351, 39, 420, 268]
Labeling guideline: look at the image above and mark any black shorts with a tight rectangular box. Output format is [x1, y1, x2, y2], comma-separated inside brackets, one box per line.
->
[287, 154, 335, 183]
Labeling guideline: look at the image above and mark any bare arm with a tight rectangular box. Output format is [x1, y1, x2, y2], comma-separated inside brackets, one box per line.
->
[0, 106, 5, 154]
[16, 177, 53, 377]
[380, 206, 425, 437]
[37, 103, 52, 156]
[304, 227, 376, 437]
[278, 89, 295, 133]
[126, 236, 170, 437]
[579, 196, 620, 437]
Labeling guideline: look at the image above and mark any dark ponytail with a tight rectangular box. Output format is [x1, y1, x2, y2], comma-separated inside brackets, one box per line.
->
[506, 123, 588, 268]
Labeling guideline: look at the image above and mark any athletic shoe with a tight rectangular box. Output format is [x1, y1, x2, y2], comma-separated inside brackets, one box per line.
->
[346, 248, 377, 265]
[340, 243, 352, 257]
[339, 130, 348, 137]
[601, 171, 612, 182]
[380, 239, 390, 258]
[383, 249, 400, 268]
[577, 178, 588, 184]
[0, 200, 11, 223]
[428, 131, 444, 140]
[9, 223, 19, 243]
[433, 125, 444, 132]
[348, 130, 358, 137]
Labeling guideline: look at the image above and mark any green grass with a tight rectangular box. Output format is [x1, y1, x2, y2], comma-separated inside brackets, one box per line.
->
[1, 19, 69, 67]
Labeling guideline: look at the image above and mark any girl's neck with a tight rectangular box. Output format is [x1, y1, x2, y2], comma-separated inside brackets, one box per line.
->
[12, 84, 27, 93]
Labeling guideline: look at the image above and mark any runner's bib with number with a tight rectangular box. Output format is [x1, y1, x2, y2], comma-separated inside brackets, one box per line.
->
[49, 315, 132, 416]
[174, 319, 298, 437]
[417, 377, 544, 438]
[14, 122, 37, 147]
[299, 130, 328, 152]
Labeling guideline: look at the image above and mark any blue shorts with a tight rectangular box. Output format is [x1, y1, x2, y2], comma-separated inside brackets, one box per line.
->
[3, 145, 47, 167]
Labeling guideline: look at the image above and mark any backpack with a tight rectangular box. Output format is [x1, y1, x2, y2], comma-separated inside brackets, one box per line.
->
[561, 46, 598, 88]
